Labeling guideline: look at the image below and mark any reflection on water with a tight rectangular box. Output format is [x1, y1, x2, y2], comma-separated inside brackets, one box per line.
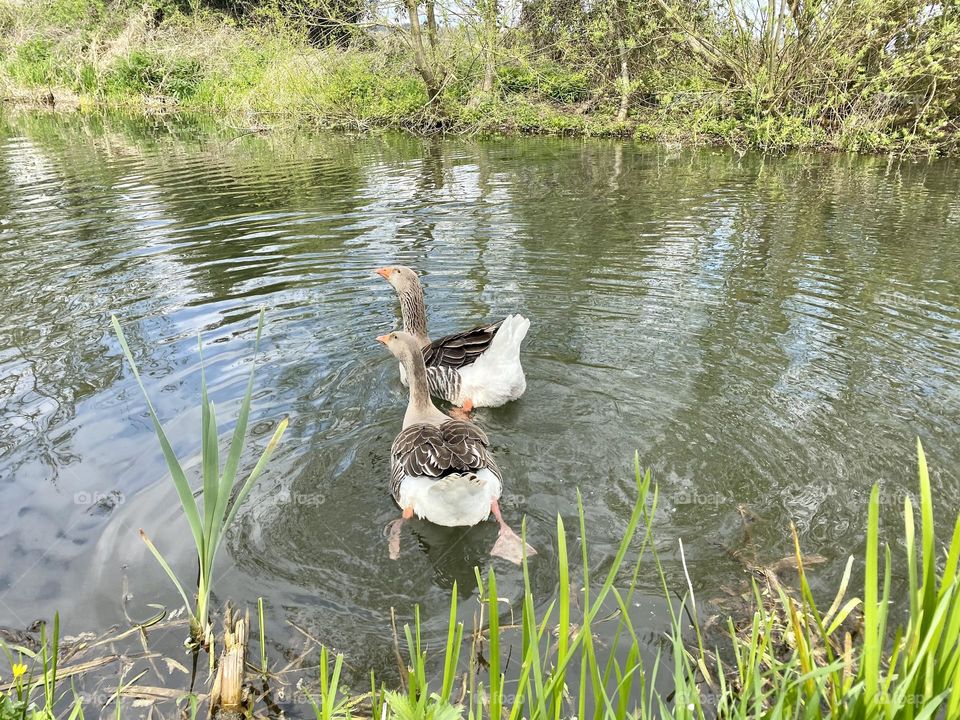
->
[1, 112, 959, 683]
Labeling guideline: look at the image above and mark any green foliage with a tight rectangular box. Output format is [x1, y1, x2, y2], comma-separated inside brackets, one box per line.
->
[0, 3, 18, 37]
[706, 440, 960, 718]
[496, 62, 589, 104]
[106, 50, 202, 101]
[74, 61, 99, 93]
[188, 42, 271, 110]
[540, 66, 588, 103]
[41, 0, 105, 26]
[495, 64, 535, 93]
[318, 55, 427, 122]
[0, 615, 84, 720]
[632, 121, 658, 140]
[1, 0, 958, 153]
[5, 39, 59, 87]
[307, 646, 353, 720]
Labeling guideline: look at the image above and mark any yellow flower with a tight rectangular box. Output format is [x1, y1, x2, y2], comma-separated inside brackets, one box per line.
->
[11, 662, 27, 680]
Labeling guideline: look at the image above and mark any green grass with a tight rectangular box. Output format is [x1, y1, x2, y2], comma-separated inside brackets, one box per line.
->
[110, 309, 288, 648]
[104, 50, 203, 101]
[5, 39, 61, 87]
[704, 439, 958, 718]
[0, 615, 85, 720]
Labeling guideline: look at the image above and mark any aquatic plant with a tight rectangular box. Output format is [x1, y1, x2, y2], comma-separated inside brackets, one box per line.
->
[695, 439, 958, 718]
[0, 614, 85, 720]
[307, 646, 355, 720]
[111, 310, 288, 649]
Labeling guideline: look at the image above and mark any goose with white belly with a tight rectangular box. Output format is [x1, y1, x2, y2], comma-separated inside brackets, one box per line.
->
[377, 330, 535, 565]
[375, 266, 529, 414]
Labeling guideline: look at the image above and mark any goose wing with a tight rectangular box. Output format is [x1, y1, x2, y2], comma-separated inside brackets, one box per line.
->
[390, 420, 500, 500]
[422, 321, 503, 369]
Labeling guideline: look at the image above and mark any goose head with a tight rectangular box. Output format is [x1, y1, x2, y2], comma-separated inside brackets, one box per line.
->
[376, 330, 422, 364]
[374, 265, 420, 293]
[374, 266, 429, 343]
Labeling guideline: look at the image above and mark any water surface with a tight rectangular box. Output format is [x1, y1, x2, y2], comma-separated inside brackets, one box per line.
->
[1, 113, 959, 688]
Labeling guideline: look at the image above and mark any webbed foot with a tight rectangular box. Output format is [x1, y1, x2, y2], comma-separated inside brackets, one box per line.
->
[385, 515, 409, 560]
[490, 525, 537, 565]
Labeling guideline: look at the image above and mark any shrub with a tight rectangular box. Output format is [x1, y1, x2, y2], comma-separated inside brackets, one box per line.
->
[538, 65, 588, 104]
[496, 63, 589, 104]
[5, 38, 60, 87]
[496, 64, 535, 94]
[106, 50, 202, 101]
[41, 0, 104, 26]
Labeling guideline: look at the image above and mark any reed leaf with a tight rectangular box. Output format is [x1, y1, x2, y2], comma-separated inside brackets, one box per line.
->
[112, 310, 286, 646]
[111, 315, 203, 554]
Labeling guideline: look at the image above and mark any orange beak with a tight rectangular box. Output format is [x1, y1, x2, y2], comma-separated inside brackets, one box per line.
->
[376, 334, 390, 345]
[374, 267, 391, 279]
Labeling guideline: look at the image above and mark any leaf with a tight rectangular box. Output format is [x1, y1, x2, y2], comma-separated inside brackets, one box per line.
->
[139, 529, 194, 624]
[112, 315, 204, 556]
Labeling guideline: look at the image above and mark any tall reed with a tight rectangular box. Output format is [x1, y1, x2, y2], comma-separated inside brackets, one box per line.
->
[111, 310, 288, 648]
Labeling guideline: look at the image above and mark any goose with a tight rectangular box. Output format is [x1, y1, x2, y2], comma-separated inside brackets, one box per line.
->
[375, 266, 529, 414]
[377, 330, 535, 565]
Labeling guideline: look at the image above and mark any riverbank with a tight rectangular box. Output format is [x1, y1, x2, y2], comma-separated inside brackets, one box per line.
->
[2, 0, 957, 155]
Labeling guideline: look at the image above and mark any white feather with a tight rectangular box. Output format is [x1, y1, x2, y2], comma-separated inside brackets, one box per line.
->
[397, 468, 501, 526]
[455, 314, 530, 407]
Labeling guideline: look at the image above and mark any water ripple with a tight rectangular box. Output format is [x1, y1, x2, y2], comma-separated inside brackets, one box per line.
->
[0, 117, 958, 673]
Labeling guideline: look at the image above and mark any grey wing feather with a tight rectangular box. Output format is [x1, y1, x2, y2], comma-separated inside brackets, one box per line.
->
[422, 321, 504, 369]
[426, 365, 461, 404]
[390, 420, 500, 501]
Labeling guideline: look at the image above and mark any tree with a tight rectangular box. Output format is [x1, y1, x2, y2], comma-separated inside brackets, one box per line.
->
[404, 0, 444, 103]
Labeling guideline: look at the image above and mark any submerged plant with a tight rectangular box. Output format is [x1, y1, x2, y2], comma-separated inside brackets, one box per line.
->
[111, 310, 288, 649]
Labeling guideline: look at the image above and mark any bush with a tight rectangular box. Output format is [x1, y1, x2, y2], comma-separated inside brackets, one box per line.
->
[317, 53, 427, 123]
[106, 50, 202, 101]
[496, 63, 589, 104]
[41, 0, 104, 26]
[5, 39, 59, 86]
[496, 64, 535, 94]
[189, 43, 271, 111]
[538, 66, 588, 104]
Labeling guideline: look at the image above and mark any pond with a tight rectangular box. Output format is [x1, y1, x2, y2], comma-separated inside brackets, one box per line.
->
[1, 112, 959, 695]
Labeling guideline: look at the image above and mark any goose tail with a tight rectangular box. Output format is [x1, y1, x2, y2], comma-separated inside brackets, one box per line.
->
[486, 314, 530, 366]
[459, 314, 529, 406]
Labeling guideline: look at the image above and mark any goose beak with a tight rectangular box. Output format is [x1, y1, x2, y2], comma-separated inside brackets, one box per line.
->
[376, 334, 390, 345]
[374, 267, 391, 279]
